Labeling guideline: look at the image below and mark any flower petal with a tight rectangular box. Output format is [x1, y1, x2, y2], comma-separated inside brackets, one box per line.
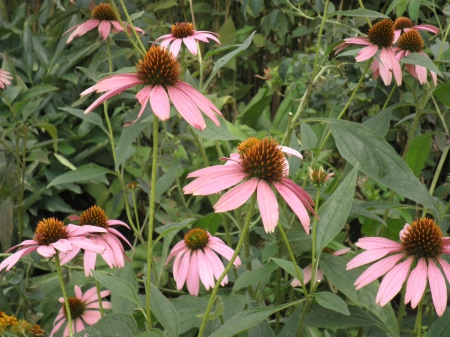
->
[376, 256, 413, 306]
[213, 178, 258, 212]
[256, 180, 279, 233]
[428, 259, 447, 317]
[405, 257, 427, 308]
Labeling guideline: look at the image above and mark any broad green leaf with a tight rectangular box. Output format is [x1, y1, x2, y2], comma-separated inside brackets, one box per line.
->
[321, 118, 441, 220]
[401, 53, 443, 77]
[54, 153, 77, 171]
[19, 84, 58, 101]
[0, 290, 12, 314]
[304, 306, 383, 328]
[314, 292, 350, 316]
[0, 198, 13, 252]
[320, 254, 399, 336]
[196, 213, 221, 235]
[278, 304, 302, 337]
[26, 149, 49, 164]
[232, 261, 278, 293]
[386, 0, 403, 15]
[92, 270, 144, 313]
[240, 87, 273, 127]
[433, 82, 450, 107]
[147, 0, 178, 10]
[249, 0, 263, 16]
[35, 123, 58, 151]
[153, 224, 190, 246]
[218, 18, 237, 46]
[300, 123, 318, 149]
[46, 164, 113, 188]
[190, 116, 238, 140]
[427, 309, 450, 336]
[155, 160, 178, 200]
[316, 164, 358, 256]
[271, 257, 303, 280]
[129, 10, 144, 21]
[203, 31, 256, 91]
[149, 283, 180, 336]
[196, 296, 225, 320]
[330, 9, 388, 18]
[363, 103, 416, 137]
[408, 0, 420, 21]
[209, 300, 302, 337]
[60, 107, 108, 134]
[112, 264, 139, 315]
[404, 133, 433, 177]
[262, 244, 278, 262]
[135, 330, 165, 337]
[72, 313, 138, 337]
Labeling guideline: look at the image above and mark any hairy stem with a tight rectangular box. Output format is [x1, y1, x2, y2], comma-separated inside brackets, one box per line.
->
[55, 255, 73, 337]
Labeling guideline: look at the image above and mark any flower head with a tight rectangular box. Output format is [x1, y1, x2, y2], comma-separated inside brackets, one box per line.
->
[66, 206, 132, 276]
[308, 166, 334, 187]
[393, 17, 439, 42]
[63, 3, 146, 44]
[81, 45, 222, 129]
[291, 247, 350, 287]
[0, 218, 107, 272]
[337, 19, 402, 86]
[50, 285, 111, 337]
[155, 22, 220, 57]
[184, 137, 317, 233]
[347, 218, 450, 316]
[0, 69, 12, 89]
[0, 311, 18, 334]
[165, 228, 241, 296]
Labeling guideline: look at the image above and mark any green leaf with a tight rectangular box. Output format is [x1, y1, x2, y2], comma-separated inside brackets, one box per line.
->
[190, 116, 238, 140]
[401, 53, 443, 77]
[0, 198, 13, 253]
[316, 164, 358, 256]
[300, 123, 318, 149]
[408, 0, 420, 21]
[239, 87, 273, 127]
[35, 123, 58, 152]
[92, 270, 144, 314]
[330, 9, 388, 18]
[322, 118, 441, 220]
[314, 292, 350, 316]
[112, 264, 139, 315]
[129, 10, 145, 21]
[404, 133, 433, 177]
[60, 107, 108, 134]
[208, 300, 302, 337]
[203, 31, 256, 91]
[54, 153, 77, 170]
[153, 224, 190, 246]
[196, 213, 221, 235]
[218, 18, 237, 46]
[46, 164, 113, 188]
[0, 289, 12, 314]
[149, 283, 180, 336]
[232, 261, 278, 293]
[320, 254, 399, 336]
[147, 0, 178, 10]
[433, 82, 450, 107]
[135, 330, 165, 337]
[249, 0, 263, 16]
[427, 309, 450, 336]
[386, 0, 403, 15]
[271, 257, 303, 280]
[155, 160, 178, 199]
[304, 306, 382, 328]
[363, 103, 415, 137]
[278, 304, 302, 337]
[196, 296, 225, 320]
[72, 313, 138, 337]
[19, 84, 58, 101]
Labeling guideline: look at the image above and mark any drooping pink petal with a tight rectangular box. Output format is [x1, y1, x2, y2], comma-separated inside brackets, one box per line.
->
[98, 21, 112, 40]
[347, 249, 400, 269]
[167, 86, 206, 130]
[354, 254, 405, 289]
[0, 247, 38, 271]
[84, 250, 98, 276]
[376, 256, 413, 306]
[109, 20, 125, 33]
[183, 170, 247, 195]
[405, 257, 427, 308]
[437, 257, 450, 284]
[204, 247, 228, 286]
[428, 259, 447, 317]
[355, 237, 403, 250]
[193, 31, 221, 44]
[256, 180, 279, 233]
[182, 36, 197, 54]
[355, 44, 379, 62]
[37, 244, 57, 257]
[155, 33, 174, 42]
[186, 251, 200, 296]
[133, 85, 152, 125]
[345, 37, 372, 46]
[170, 38, 183, 57]
[334, 248, 351, 256]
[208, 237, 241, 266]
[278, 146, 303, 159]
[68, 224, 107, 237]
[67, 237, 105, 254]
[66, 20, 100, 43]
[378, 47, 393, 86]
[213, 178, 258, 212]
[280, 178, 316, 215]
[150, 85, 171, 120]
[187, 164, 242, 178]
[196, 250, 215, 290]
[174, 249, 190, 290]
[81, 310, 101, 325]
[386, 47, 402, 85]
[59, 246, 80, 265]
[414, 24, 440, 34]
[302, 264, 313, 284]
[51, 239, 73, 253]
[50, 316, 67, 337]
[75, 317, 84, 333]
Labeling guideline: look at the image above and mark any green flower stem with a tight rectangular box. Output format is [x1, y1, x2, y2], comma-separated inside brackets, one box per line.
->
[432, 95, 449, 135]
[414, 298, 424, 337]
[145, 115, 159, 328]
[357, 0, 372, 28]
[382, 84, 397, 110]
[131, 189, 141, 232]
[437, 23, 450, 62]
[108, 0, 145, 57]
[117, 0, 147, 54]
[94, 279, 105, 317]
[106, 37, 113, 74]
[310, 188, 321, 292]
[396, 284, 406, 328]
[55, 254, 73, 337]
[0, 90, 17, 123]
[197, 193, 257, 337]
[189, 128, 209, 166]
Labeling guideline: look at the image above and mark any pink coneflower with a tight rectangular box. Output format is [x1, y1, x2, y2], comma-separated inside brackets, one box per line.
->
[184, 137, 317, 234]
[50, 285, 111, 337]
[0, 218, 106, 272]
[0, 69, 12, 89]
[81, 45, 222, 129]
[63, 3, 146, 44]
[337, 19, 402, 86]
[347, 218, 450, 317]
[155, 22, 220, 57]
[64, 206, 132, 276]
[291, 248, 350, 287]
[166, 228, 241, 296]
[393, 17, 439, 42]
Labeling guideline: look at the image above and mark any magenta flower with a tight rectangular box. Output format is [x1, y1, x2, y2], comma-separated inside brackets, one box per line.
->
[0, 218, 107, 272]
[63, 3, 146, 44]
[393, 17, 439, 42]
[50, 285, 111, 337]
[64, 206, 132, 276]
[184, 137, 317, 234]
[291, 248, 350, 287]
[81, 45, 222, 129]
[155, 22, 220, 57]
[347, 218, 450, 317]
[166, 228, 241, 296]
[337, 19, 402, 86]
[0, 69, 12, 89]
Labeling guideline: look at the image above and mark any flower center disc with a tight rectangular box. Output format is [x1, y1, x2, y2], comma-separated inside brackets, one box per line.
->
[63, 297, 86, 320]
[91, 4, 117, 21]
[184, 228, 209, 250]
[34, 218, 69, 245]
[78, 205, 109, 229]
[238, 137, 286, 183]
[402, 218, 443, 259]
[368, 19, 394, 48]
[171, 22, 195, 38]
[394, 17, 414, 30]
[136, 46, 181, 87]
[397, 29, 424, 52]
